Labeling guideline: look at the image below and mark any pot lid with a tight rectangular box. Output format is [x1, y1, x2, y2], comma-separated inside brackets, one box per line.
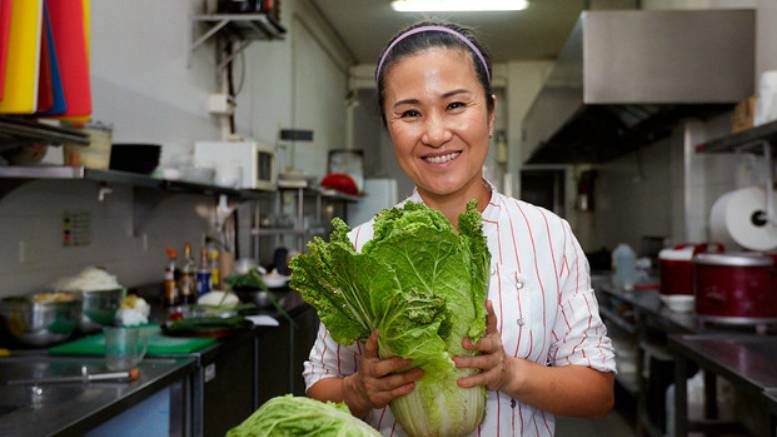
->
[693, 252, 774, 267]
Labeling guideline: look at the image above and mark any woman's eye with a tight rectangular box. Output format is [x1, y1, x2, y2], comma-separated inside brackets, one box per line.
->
[447, 101, 465, 110]
[401, 109, 420, 118]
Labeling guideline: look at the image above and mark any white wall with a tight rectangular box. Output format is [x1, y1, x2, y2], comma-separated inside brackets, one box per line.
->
[757, 0, 777, 80]
[0, 0, 352, 296]
[642, 0, 756, 9]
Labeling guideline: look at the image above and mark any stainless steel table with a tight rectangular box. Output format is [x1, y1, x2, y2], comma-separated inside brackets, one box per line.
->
[0, 355, 195, 436]
[669, 334, 777, 437]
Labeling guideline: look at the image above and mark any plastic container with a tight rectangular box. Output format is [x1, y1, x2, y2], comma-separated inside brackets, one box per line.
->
[63, 122, 113, 170]
[612, 243, 637, 291]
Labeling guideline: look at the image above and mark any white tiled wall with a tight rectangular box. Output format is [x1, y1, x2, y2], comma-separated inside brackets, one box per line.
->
[0, 180, 213, 297]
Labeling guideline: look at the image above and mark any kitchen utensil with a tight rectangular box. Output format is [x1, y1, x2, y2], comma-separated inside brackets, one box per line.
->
[659, 243, 724, 295]
[49, 324, 216, 356]
[108, 143, 161, 174]
[693, 252, 777, 324]
[103, 326, 147, 371]
[234, 287, 287, 309]
[0, 0, 42, 114]
[79, 288, 126, 333]
[40, 0, 91, 119]
[7, 367, 139, 385]
[0, 294, 81, 347]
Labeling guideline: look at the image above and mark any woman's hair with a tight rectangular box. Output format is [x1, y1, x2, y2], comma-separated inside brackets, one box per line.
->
[375, 21, 494, 126]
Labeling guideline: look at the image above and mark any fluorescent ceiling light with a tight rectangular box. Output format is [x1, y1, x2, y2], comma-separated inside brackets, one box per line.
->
[391, 0, 528, 12]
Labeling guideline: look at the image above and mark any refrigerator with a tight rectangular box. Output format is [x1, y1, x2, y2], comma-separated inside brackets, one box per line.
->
[347, 178, 398, 227]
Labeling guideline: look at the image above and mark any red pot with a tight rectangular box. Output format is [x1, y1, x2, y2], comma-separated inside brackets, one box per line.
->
[659, 243, 724, 295]
[693, 252, 777, 323]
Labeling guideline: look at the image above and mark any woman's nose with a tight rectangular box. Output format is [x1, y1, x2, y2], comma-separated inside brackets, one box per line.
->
[421, 113, 452, 148]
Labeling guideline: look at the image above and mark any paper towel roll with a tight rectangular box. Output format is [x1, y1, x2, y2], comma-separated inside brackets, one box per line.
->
[709, 186, 777, 251]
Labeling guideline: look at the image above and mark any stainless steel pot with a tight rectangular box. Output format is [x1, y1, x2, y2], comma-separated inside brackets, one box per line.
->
[79, 288, 126, 333]
[0, 295, 82, 347]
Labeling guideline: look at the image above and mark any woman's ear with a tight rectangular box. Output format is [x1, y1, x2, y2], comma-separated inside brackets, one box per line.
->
[488, 94, 498, 136]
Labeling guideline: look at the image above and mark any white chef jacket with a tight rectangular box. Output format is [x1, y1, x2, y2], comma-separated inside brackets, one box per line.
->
[303, 186, 616, 437]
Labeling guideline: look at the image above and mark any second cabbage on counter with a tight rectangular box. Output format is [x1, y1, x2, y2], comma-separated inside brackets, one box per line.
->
[290, 200, 490, 437]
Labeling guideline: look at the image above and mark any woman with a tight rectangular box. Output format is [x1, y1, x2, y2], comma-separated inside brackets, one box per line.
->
[304, 21, 616, 436]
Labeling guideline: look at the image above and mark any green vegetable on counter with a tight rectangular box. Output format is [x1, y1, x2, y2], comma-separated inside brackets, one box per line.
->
[227, 395, 380, 437]
[290, 201, 490, 437]
[225, 268, 268, 291]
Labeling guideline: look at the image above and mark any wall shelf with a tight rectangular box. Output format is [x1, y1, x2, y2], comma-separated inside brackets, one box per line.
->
[0, 117, 89, 148]
[189, 13, 286, 69]
[695, 119, 777, 154]
[0, 165, 269, 200]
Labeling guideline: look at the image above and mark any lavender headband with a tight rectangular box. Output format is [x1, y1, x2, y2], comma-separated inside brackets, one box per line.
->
[375, 25, 490, 83]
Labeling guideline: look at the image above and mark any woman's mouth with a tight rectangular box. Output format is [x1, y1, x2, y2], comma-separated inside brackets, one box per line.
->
[422, 151, 462, 164]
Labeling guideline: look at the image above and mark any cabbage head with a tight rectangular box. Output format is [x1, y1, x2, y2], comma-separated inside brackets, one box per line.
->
[226, 395, 381, 437]
[290, 201, 490, 437]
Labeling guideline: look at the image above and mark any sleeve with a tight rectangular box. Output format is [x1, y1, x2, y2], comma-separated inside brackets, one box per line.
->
[548, 219, 616, 374]
[303, 324, 363, 392]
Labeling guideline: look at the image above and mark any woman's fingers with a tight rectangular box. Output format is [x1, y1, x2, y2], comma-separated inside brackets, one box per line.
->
[371, 356, 412, 377]
[363, 330, 380, 359]
[368, 367, 423, 391]
[453, 352, 500, 370]
[457, 365, 503, 389]
[485, 300, 498, 334]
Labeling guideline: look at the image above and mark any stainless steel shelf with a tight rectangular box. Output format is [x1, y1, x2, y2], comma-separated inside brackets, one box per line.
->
[250, 227, 325, 237]
[695, 119, 777, 154]
[600, 306, 638, 335]
[189, 13, 285, 69]
[0, 166, 266, 200]
[0, 117, 89, 147]
[278, 185, 361, 203]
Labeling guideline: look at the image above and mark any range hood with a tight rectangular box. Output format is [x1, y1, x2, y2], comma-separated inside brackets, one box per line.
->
[523, 9, 754, 164]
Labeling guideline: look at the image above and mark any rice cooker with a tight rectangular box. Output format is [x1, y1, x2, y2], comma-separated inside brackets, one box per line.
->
[659, 243, 724, 295]
[693, 252, 777, 324]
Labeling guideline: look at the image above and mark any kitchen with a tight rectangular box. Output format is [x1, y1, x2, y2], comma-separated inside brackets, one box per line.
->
[0, 0, 776, 436]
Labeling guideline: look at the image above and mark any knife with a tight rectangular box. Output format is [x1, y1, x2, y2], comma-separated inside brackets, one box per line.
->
[6, 367, 140, 385]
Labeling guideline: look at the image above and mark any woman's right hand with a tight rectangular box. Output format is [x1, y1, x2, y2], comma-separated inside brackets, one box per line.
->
[343, 330, 424, 417]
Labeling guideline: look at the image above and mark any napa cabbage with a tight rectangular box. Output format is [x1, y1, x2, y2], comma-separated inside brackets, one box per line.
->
[226, 395, 381, 437]
[290, 201, 490, 437]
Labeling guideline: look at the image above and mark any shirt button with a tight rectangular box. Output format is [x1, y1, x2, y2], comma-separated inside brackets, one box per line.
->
[515, 273, 525, 290]
[491, 266, 497, 276]
[517, 318, 525, 326]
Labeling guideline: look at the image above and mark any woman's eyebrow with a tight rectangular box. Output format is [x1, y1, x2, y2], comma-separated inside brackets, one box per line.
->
[441, 88, 471, 98]
[393, 89, 472, 108]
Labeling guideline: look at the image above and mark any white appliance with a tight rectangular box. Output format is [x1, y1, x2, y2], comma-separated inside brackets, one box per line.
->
[194, 141, 277, 190]
[347, 178, 398, 226]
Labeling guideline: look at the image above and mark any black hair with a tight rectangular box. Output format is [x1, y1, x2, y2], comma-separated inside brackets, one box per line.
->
[375, 20, 494, 127]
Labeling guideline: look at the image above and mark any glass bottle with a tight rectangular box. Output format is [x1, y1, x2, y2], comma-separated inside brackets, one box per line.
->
[179, 242, 196, 304]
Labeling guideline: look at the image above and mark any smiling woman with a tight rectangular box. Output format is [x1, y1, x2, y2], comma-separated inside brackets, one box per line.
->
[303, 20, 616, 437]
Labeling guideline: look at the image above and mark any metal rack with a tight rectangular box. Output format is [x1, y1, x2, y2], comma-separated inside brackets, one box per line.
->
[0, 117, 89, 149]
[189, 13, 286, 69]
[249, 186, 359, 257]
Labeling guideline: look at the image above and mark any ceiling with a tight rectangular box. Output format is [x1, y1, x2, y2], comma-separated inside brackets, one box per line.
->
[311, 0, 585, 64]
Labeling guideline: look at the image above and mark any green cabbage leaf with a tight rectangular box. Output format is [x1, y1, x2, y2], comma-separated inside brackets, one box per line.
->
[226, 395, 381, 437]
[290, 201, 490, 437]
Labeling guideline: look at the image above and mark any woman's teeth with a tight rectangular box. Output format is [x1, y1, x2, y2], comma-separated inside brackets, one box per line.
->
[424, 151, 461, 164]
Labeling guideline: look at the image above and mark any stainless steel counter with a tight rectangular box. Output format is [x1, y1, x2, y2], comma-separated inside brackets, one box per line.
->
[669, 334, 777, 436]
[0, 355, 195, 436]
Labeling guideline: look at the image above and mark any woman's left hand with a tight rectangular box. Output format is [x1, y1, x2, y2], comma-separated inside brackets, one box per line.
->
[453, 300, 516, 391]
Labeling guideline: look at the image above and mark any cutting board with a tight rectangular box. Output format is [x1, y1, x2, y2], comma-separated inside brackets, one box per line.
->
[49, 325, 217, 356]
[40, 0, 90, 119]
[0, 0, 43, 114]
[0, 0, 13, 101]
[36, 1, 65, 115]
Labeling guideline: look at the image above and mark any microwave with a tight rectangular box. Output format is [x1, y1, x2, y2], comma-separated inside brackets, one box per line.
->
[194, 141, 278, 191]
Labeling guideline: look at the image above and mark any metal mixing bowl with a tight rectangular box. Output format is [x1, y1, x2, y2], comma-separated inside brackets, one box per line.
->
[0, 295, 82, 347]
[79, 288, 126, 333]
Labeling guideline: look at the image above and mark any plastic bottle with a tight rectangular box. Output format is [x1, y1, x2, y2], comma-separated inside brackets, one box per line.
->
[612, 243, 637, 291]
[163, 247, 180, 307]
[196, 247, 212, 296]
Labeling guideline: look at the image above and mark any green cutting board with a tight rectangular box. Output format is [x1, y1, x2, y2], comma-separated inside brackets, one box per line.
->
[49, 324, 217, 356]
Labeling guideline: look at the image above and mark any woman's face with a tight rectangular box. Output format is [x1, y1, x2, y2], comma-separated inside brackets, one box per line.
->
[383, 47, 495, 198]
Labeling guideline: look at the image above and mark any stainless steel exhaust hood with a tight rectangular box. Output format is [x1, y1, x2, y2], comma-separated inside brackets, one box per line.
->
[523, 9, 754, 164]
